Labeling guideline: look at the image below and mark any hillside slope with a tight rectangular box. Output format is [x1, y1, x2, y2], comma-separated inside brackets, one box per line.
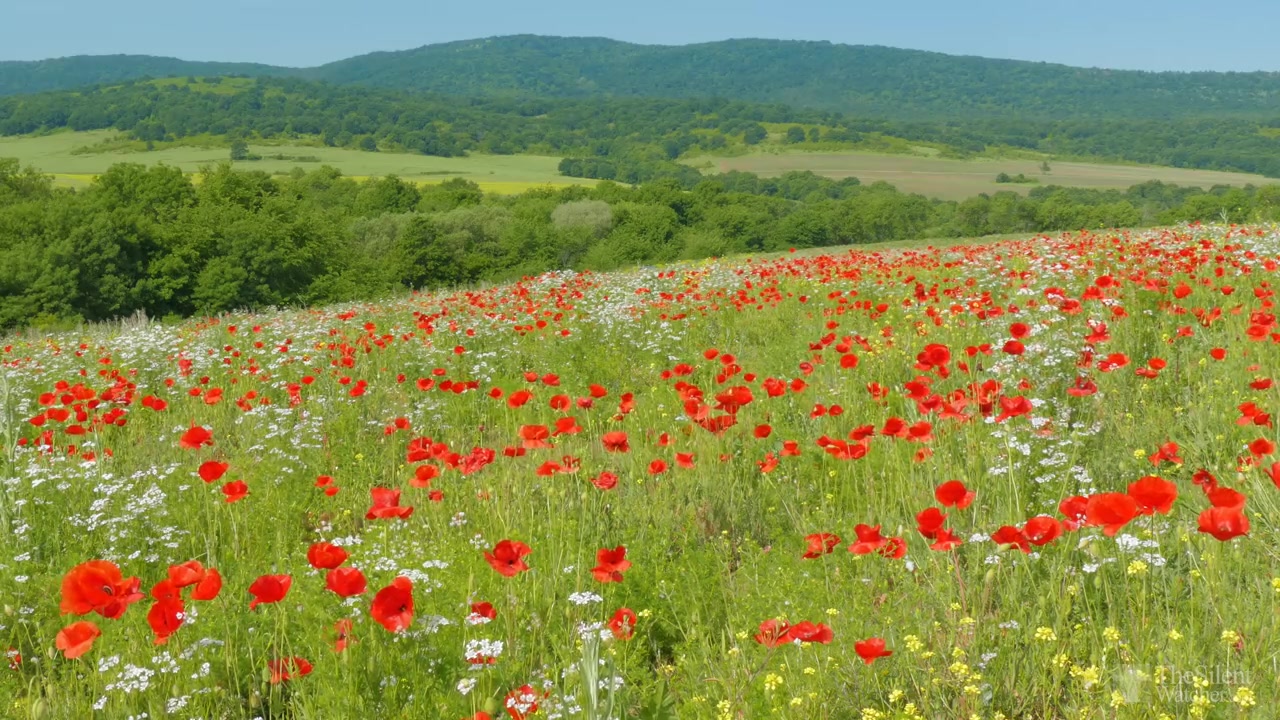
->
[0, 55, 294, 96]
[2, 36, 1279, 120]
[307, 36, 1280, 120]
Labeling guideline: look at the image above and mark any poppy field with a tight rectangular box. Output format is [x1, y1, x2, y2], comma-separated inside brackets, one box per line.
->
[3, 224, 1280, 719]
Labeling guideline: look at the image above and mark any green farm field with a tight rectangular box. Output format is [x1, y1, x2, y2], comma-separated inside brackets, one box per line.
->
[692, 150, 1273, 200]
[0, 131, 592, 193]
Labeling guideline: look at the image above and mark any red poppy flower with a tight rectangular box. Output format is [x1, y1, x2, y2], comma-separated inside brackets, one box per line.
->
[60, 560, 144, 619]
[854, 637, 892, 665]
[248, 574, 292, 610]
[147, 598, 184, 645]
[179, 425, 213, 449]
[366, 487, 413, 520]
[754, 618, 792, 647]
[784, 621, 833, 644]
[915, 507, 947, 539]
[849, 524, 888, 555]
[879, 537, 907, 560]
[325, 567, 367, 597]
[1206, 486, 1246, 511]
[167, 560, 206, 588]
[1127, 476, 1177, 515]
[929, 527, 963, 551]
[221, 480, 248, 503]
[371, 577, 414, 633]
[1084, 493, 1139, 536]
[485, 539, 532, 577]
[1058, 495, 1089, 530]
[191, 568, 222, 601]
[995, 396, 1032, 423]
[197, 461, 228, 483]
[608, 607, 637, 640]
[802, 533, 841, 559]
[410, 464, 439, 488]
[991, 525, 1030, 553]
[469, 601, 497, 622]
[1067, 376, 1098, 397]
[268, 656, 313, 684]
[553, 416, 582, 436]
[519, 425, 553, 449]
[307, 542, 349, 570]
[934, 480, 975, 509]
[601, 431, 630, 453]
[1198, 506, 1249, 541]
[55, 621, 100, 659]
[592, 546, 632, 583]
[1249, 437, 1275, 458]
[590, 472, 618, 490]
[150, 578, 180, 602]
[1023, 516, 1063, 546]
[504, 684, 542, 720]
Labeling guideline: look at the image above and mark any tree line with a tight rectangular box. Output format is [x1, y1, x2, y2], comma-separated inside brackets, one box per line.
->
[3, 157, 1278, 331]
[3, 77, 1280, 178]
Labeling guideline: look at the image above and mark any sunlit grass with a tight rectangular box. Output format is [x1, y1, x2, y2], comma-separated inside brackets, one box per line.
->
[1, 225, 1278, 719]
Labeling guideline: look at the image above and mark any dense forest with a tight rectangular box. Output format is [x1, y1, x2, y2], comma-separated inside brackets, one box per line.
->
[4, 77, 1280, 178]
[2, 156, 1277, 330]
[4, 36, 1280, 120]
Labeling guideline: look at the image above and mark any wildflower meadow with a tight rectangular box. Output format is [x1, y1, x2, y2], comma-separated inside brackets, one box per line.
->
[2, 225, 1278, 719]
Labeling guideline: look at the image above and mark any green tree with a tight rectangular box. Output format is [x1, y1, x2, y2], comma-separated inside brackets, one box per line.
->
[354, 175, 421, 216]
[229, 139, 249, 161]
[785, 126, 806, 144]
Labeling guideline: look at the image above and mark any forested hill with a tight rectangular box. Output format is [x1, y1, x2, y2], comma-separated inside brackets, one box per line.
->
[306, 36, 1280, 120]
[5, 76, 1280, 177]
[0, 55, 291, 96]
[3, 36, 1280, 120]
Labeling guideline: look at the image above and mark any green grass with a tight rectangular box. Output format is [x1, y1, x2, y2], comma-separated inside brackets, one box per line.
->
[0, 131, 593, 193]
[688, 149, 1273, 200]
[146, 77, 257, 95]
[1, 225, 1278, 718]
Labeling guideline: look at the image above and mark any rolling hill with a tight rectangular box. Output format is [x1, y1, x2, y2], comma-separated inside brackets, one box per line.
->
[0, 55, 291, 96]
[2, 36, 1279, 120]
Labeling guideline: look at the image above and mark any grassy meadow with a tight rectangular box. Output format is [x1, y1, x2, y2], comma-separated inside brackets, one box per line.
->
[691, 150, 1273, 200]
[1, 225, 1279, 719]
[0, 131, 591, 193]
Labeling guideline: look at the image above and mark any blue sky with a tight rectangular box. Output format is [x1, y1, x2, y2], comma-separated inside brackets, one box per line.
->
[4, 0, 1277, 71]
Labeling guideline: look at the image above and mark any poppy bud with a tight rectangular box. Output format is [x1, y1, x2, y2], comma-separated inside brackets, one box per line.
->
[248, 691, 262, 710]
[29, 697, 48, 720]
[983, 568, 996, 585]
[483, 697, 500, 715]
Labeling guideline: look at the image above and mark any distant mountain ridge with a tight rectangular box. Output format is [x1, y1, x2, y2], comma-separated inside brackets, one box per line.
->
[3, 35, 1280, 120]
[0, 55, 292, 96]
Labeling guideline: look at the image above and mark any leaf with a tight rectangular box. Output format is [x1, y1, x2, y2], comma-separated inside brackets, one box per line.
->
[635, 680, 678, 720]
